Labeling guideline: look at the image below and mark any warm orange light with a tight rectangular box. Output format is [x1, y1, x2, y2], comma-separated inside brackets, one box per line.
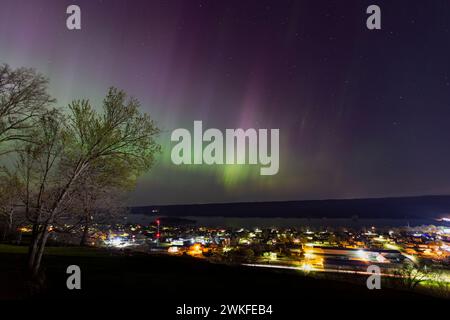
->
[187, 243, 203, 257]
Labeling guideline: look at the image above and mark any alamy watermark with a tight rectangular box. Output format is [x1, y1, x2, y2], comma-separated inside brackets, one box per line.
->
[171, 121, 279, 175]
[66, 265, 81, 290]
[65, 4, 380, 31]
[366, 265, 382, 290]
[66, 5, 81, 30]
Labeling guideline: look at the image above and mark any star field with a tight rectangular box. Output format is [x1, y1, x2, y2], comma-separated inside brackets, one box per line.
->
[1, 0, 450, 205]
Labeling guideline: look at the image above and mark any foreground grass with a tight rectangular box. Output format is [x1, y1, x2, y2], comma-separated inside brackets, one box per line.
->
[0, 244, 441, 301]
[0, 244, 110, 257]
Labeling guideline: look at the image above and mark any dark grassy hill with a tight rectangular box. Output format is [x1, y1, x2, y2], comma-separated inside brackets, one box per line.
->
[0, 246, 435, 304]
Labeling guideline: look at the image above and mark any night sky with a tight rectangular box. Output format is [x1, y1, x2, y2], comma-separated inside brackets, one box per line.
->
[1, 0, 450, 205]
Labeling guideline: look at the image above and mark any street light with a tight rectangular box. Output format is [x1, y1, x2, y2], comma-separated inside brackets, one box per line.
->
[156, 219, 160, 246]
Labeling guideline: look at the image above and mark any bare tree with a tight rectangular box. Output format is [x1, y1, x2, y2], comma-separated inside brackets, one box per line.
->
[16, 109, 66, 275]
[0, 64, 54, 153]
[395, 261, 431, 290]
[66, 163, 130, 246]
[0, 170, 21, 240]
[16, 87, 159, 277]
[426, 268, 450, 298]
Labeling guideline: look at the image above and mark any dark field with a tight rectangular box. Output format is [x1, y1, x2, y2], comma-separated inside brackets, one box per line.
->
[0, 245, 437, 303]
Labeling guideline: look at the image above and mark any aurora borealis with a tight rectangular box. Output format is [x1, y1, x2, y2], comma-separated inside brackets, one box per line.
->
[2, 0, 450, 205]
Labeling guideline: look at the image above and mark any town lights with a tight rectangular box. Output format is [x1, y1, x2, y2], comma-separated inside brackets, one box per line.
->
[356, 249, 369, 261]
[105, 237, 131, 248]
[301, 263, 313, 272]
[304, 253, 315, 259]
[188, 243, 203, 256]
[168, 246, 179, 254]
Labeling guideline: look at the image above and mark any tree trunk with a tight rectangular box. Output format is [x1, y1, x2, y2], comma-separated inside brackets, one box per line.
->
[32, 230, 49, 277]
[26, 162, 86, 277]
[80, 220, 90, 246]
[28, 225, 40, 272]
[28, 224, 49, 278]
[8, 209, 13, 234]
[2, 225, 7, 241]
[1, 210, 13, 241]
